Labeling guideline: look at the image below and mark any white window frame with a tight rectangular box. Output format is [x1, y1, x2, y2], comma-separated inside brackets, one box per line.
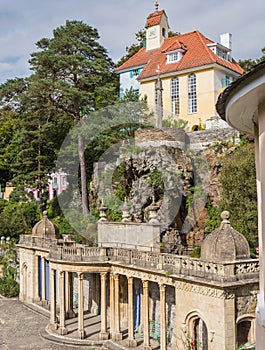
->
[171, 78, 180, 116]
[188, 73, 197, 114]
[167, 51, 179, 63]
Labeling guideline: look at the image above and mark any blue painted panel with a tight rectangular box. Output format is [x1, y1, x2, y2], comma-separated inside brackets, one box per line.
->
[45, 261, 50, 300]
[134, 286, 141, 330]
[38, 256, 42, 299]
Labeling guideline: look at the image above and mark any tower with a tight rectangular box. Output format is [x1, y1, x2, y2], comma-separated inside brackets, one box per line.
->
[145, 1, 169, 51]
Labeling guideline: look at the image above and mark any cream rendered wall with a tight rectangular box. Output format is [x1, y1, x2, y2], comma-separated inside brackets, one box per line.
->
[19, 248, 38, 302]
[175, 284, 236, 350]
[140, 68, 216, 130]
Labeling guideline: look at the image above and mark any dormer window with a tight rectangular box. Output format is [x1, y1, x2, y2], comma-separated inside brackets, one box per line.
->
[167, 51, 182, 63]
[207, 43, 231, 62]
[130, 68, 141, 78]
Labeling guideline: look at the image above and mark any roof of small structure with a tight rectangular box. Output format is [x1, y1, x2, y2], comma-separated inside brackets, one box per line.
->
[200, 211, 250, 262]
[216, 60, 265, 134]
[145, 10, 166, 28]
[116, 30, 244, 79]
[32, 211, 62, 239]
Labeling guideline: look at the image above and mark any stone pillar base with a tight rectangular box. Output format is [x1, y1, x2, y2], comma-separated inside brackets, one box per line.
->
[78, 330, 86, 339]
[67, 310, 76, 319]
[59, 326, 68, 335]
[111, 332, 123, 341]
[127, 338, 137, 347]
[99, 331, 110, 340]
[49, 323, 58, 331]
[143, 345, 152, 350]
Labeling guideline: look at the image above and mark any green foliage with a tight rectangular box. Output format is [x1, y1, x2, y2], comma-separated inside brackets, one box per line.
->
[239, 47, 265, 71]
[162, 117, 188, 129]
[0, 240, 19, 297]
[189, 246, 201, 258]
[204, 202, 222, 235]
[0, 200, 40, 239]
[220, 143, 257, 245]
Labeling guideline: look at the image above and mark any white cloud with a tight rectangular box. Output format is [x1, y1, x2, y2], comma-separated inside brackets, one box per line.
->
[0, 0, 264, 83]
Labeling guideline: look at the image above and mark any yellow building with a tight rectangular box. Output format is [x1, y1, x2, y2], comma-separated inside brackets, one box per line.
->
[116, 4, 243, 130]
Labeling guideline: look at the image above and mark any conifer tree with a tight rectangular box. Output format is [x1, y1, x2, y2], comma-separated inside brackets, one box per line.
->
[29, 20, 118, 215]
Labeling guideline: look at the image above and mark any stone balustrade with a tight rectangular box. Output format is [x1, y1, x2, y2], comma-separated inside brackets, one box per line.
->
[49, 244, 259, 282]
[18, 235, 57, 250]
[19, 235, 259, 282]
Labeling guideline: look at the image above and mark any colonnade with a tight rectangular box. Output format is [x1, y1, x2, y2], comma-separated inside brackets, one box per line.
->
[47, 267, 169, 349]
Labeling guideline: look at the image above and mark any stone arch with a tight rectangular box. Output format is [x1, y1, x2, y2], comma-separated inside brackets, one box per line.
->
[185, 311, 209, 350]
[22, 263, 28, 301]
[236, 314, 255, 348]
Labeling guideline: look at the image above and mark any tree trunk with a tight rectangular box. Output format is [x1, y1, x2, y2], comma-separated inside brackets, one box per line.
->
[77, 128, 89, 216]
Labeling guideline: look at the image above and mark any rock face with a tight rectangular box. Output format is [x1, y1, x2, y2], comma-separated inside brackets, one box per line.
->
[90, 127, 239, 252]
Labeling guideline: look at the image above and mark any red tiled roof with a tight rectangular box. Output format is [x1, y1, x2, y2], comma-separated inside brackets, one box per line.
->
[145, 10, 165, 28]
[115, 30, 244, 79]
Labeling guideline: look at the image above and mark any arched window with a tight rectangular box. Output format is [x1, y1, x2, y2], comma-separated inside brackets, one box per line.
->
[188, 73, 197, 114]
[171, 78, 180, 116]
[237, 316, 255, 348]
[187, 314, 208, 350]
[162, 27, 167, 37]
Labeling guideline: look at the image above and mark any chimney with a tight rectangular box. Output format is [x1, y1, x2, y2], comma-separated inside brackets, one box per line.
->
[220, 33, 232, 61]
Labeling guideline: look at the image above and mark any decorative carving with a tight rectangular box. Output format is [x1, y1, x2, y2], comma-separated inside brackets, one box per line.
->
[174, 281, 234, 299]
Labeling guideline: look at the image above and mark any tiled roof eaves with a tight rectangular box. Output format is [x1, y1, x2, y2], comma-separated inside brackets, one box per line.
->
[139, 63, 217, 82]
[115, 65, 145, 75]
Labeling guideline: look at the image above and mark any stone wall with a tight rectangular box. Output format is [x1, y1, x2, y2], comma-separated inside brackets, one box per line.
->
[97, 222, 161, 251]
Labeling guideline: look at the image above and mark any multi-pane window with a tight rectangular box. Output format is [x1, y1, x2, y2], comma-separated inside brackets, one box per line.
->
[188, 73, 197, 114]
[171, 78, 180, 116]
[167, 51, 179, 63]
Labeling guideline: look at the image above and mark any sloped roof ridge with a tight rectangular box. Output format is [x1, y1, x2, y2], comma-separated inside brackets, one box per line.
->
[195, 30, 217, 62]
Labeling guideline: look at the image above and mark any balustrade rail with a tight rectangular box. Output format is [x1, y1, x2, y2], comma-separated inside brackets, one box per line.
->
[19, 235, 259, 282]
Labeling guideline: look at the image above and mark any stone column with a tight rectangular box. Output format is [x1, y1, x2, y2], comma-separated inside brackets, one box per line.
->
[41, 257, 46, 302]
[143, 280, 151, 350]
[160, 283, 167, 350]
[59, 271, 68, 335]
[49, 268, 58, 331]
[114, 273, 122, 341]
[65, 271, 75, 319]
[255, 105, 265, 348]
[127, 276, 137, 347]
[77, 272, 86, 339]
[99, 272, 109, 340]
[109, 273, 115, 338]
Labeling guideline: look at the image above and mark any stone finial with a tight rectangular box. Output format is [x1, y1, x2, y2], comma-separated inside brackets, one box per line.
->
[221, 210, 230, 223]
[98, 199, 108, 222]
[121, 199, 131, 223]
[148, 197, 160, 224]
[155, 0, 159, 12]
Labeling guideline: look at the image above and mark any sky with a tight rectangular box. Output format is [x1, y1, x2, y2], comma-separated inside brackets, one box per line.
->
[0, 0, 264, 84]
